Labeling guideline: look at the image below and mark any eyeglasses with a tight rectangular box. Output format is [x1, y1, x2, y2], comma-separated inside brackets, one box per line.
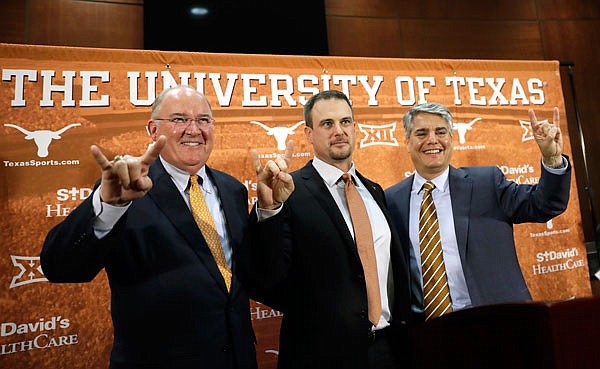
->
[153, 116, 214, 128]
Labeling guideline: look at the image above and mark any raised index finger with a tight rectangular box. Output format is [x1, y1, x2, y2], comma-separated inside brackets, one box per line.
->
[251, 149, 262, 174]
[552, 106, 560, 126]
[283, 140, 294, 168]
[528, 108, 540, 129]
[90, 144, 112, 170]
[140, 135, 166, 166]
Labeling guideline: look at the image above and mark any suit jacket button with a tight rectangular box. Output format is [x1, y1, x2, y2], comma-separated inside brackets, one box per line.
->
[359, 310, 367, 319]
[222, 344, 231, 352]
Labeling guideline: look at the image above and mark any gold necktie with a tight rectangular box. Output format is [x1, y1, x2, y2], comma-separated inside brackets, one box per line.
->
[189, 174, 232, 292]
[342, 173, 382, 326]
[419, 181, 452, 320]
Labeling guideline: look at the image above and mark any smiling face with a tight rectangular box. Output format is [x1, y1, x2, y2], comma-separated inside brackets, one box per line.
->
[305, 98, 355, 172]
[406, 112, 453, 180]
[147, 88, 214, 175]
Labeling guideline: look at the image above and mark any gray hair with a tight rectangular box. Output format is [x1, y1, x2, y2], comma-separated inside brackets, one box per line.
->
[403, 102, 453, 139]
[151, 85, 212, 119]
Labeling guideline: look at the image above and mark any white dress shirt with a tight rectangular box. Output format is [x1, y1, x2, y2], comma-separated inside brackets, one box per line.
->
[311, 157, 392, 329]
[92, 156, 232, 267]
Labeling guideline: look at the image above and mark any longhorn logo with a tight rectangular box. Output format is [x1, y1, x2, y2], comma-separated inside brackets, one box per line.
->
[249, 121, 304, 150]
[4, 123, 81, 157]
[452, 118, 481, 144]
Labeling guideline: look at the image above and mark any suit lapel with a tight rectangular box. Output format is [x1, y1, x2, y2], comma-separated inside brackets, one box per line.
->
[299, 163, 357, 257]
[396, 175, 414, 261]
[449, 166, 472, 262]
[206, 167, 243, 296]
[147, 160, 229, 294]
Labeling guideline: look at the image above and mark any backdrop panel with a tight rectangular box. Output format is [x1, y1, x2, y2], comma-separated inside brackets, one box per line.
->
[0, 43, 590, 369]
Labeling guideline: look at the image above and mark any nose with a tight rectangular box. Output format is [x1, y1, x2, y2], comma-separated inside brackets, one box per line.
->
[332, 121, 345, 135]
[425, 130, 438, 143]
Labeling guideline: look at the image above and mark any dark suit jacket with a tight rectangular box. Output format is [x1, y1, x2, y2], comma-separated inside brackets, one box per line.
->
[384, 161, 571, 309]
[41, 159, 257, 369]
[238, 161, 413, 369]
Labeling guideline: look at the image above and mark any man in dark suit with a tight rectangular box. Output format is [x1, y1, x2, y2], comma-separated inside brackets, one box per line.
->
[238, 90, 413, 369]
[384, 102, 571, 319]
[41, 85, 257, 369]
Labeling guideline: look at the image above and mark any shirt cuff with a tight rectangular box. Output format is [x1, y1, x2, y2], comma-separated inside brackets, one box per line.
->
[92, 187, 130, 238]
[256, 203, 283, 222]
[542, 155, 568, 175]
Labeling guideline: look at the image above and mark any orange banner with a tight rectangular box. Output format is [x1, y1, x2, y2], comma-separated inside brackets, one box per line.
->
[0, 43, 590, 369]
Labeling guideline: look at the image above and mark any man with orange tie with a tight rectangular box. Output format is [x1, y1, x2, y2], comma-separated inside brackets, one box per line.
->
[238, 90, 413, 369]
[384, 102, 571, 322]
[41, 85, 257, 369]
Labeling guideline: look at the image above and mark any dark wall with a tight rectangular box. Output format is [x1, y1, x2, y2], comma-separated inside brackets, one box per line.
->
[144, 0, 328, 56]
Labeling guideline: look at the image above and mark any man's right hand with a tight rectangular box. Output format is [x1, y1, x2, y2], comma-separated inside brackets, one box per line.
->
[91, 136, 166, 206]
[251, 140, 295, 210]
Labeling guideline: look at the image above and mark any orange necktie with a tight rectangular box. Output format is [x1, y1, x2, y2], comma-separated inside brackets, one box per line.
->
[419, 181, 452, 320]
[189, 174, 232, 292]
[342, 173, 382, 326]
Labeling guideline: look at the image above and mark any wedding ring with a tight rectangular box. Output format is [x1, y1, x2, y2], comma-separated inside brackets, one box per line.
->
[113, 155, 124, 162]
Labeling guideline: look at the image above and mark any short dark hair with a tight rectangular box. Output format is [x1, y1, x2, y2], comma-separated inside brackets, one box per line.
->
[303, 90, 353, 128]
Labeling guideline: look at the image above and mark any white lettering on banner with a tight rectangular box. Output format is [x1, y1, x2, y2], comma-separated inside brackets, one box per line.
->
[532, 247, 583, 275]
[2, 69, 109, 107]
[250, 306, 283, 321]
[502, 164, 539, 185]
[499, 164, 535, 175]
[532, 258, 585, 275]
[3, 159, 80, 167]
[530, 228, 572, 238]
[47, 187, 92, 218]
[446, 77, 544, 106]
[10, 256, 47, 288]
[454, 145, 487, 151]
[243, 180, 258, 192]
[2, 69, 549, 108]
[0, 334, 79, 355]
[56, 187, 93, 201]
[46, 204, 71, 217]
[1, 316, 70, 337]
[536, 248, 579, 262]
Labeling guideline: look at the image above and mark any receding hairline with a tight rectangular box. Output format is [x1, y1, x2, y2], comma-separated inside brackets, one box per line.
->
[151, 85, 212, 118]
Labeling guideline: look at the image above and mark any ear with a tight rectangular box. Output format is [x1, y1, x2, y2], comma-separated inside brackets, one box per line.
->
[147, 119, 158, 141]
[304, 126, 313, 143]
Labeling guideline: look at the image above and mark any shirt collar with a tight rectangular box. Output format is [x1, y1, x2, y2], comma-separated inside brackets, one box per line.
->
[312, 156, 358, 188]
[159, 156, 210, 193]
[412, 167, 450, 194]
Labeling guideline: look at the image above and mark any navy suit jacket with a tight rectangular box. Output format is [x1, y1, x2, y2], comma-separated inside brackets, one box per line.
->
[238, 161, 413, 369]
[384, 161, 571, 309]
[41, 159, 257, 369]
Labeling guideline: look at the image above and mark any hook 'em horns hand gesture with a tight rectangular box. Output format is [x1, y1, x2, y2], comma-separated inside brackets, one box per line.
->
[529, 107, 563, 168]
[91, 135, 167, 206]
[251, 140, 295, 210]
